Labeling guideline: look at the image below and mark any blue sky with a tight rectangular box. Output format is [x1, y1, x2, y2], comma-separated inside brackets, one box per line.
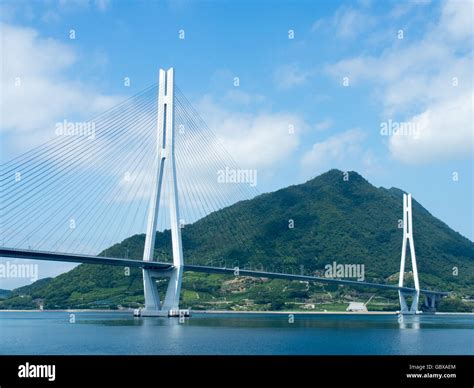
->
[0, 0, 472, 287]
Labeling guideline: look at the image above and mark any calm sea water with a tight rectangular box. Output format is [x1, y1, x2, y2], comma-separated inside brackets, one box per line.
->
[0, 311, 472, 355]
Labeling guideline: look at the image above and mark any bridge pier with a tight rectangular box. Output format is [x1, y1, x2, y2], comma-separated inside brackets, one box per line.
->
[398, 290, 420, 314]
[422, 293, 440, 313]
[141, 267, 184, 317]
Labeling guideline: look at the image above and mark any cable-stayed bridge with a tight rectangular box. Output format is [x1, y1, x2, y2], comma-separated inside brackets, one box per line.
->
[0, 68, 449, 316]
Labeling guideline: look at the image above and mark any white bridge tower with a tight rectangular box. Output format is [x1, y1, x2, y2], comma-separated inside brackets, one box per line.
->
[141, 68, 185, 317]
[398, 193, 420, 314]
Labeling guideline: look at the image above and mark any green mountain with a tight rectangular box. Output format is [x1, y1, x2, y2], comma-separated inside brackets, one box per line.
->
[0, 289, 12, 299]
[1, 169, 472, 312]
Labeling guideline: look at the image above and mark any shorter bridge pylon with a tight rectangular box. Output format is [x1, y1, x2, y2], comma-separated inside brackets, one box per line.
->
[398, 193, 420, 314]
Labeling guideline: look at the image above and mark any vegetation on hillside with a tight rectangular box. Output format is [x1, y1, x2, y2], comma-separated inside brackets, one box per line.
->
[1, 169, 472, 312]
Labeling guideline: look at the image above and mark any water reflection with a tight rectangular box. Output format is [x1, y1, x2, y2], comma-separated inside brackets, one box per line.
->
[397, 314, 421, 329]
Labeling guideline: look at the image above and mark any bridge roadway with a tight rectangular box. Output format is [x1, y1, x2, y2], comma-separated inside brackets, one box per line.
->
[0, 247, 448, 297]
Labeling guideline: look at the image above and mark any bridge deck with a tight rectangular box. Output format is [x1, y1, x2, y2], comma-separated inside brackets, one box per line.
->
[0, 247, 448, 296]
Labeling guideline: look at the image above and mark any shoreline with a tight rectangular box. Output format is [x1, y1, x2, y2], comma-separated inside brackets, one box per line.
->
[0, 309, 473, 315]
[192, 310, 397, 315]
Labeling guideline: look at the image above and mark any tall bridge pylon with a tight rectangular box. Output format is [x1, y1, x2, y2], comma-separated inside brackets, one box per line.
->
[141, 68, 184, 317]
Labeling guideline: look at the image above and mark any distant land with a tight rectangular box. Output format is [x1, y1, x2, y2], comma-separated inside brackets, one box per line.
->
[1, 169, 472, 312]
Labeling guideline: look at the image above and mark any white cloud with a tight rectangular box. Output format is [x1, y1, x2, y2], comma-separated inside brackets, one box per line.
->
[59, 0, 88, 6]
[273, 63, 310, 89]
[439, 0, 473, 40]
[389, 92, 473, 164]
[95, 0, 111, 12]
[312, 5, 374, 39]
[196, 95, 306, 168]
[3, 0, 112, 23]
[389, 0, 431, 18]
[333, 6, 373, 39]
[301, 129, 366, 173]
[41, 10, 61, 23]
[325, 0, 473, 164]
[357, 0, 373, 8]
[223, 89, 265, 106]
[311, 18, 324, 32]
[0, 23, 121, 152]
[314, 118, 334, 131]
[56, 0, 111, 13]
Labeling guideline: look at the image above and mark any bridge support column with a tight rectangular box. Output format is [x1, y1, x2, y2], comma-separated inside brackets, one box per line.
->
[422, 293, 439, 313]
[140, 68, 185, 318]
[141, 267, 183, 317]
[398, 193, 420, 314]
[162, 266, 183, 313]
[143, 270, 161, 312]
[398, 290, 420, 314]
